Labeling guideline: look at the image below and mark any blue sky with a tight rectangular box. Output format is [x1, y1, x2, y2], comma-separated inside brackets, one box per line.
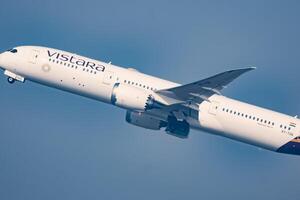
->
[1, 0, 300, 199]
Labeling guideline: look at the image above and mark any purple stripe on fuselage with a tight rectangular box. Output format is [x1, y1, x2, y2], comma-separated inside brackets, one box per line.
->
[277, 141, 300, 155]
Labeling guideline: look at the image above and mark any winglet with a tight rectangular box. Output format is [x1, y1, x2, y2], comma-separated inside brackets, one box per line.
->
[228, 66, 256, 72]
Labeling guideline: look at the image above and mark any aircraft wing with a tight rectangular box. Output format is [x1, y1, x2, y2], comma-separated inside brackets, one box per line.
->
[156, 67, 255, 104]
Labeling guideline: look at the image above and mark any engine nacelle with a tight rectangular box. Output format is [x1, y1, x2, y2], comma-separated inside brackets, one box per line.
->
[111, 83, 161, 111]
[126, 111, 167, 130]
[165, 116, 190, 139]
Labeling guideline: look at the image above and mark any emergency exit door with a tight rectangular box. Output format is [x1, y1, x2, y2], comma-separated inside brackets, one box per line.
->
[102, 71, 115, 85]
[208, 101, 220, 115]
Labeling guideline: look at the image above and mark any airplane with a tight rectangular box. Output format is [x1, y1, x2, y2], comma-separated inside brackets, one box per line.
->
[0, 46, 299, 156]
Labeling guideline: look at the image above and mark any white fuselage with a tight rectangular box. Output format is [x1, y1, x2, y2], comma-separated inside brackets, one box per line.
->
[0, 46, 299, 155]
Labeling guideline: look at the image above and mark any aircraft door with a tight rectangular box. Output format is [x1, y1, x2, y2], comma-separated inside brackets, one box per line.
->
[208, 101, 220, 115]
[29, 49, 40, 64]
[102, 71, 115, 85]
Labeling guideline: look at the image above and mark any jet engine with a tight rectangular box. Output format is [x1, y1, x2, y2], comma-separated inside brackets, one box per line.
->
[126, 111, 190, 139]
[111, 83, 162, 111]
[165, 116, 190, 138]
[126, 110, 167, 130]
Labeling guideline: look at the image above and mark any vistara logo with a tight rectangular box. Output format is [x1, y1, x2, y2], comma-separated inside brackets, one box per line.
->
[47, 50, 105, 72]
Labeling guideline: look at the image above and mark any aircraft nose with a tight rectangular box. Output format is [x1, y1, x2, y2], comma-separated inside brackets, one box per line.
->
[0, 51, 6, 70]
[0, 52, 3, 66]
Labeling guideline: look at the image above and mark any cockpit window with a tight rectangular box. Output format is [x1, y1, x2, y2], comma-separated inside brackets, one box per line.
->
[6, 48, 18, 53]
